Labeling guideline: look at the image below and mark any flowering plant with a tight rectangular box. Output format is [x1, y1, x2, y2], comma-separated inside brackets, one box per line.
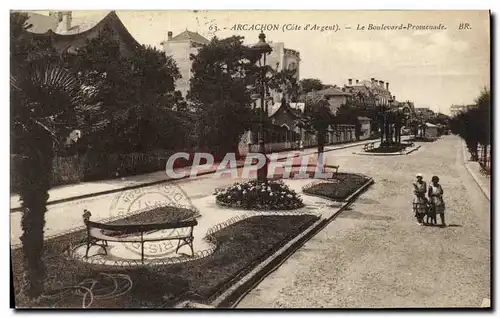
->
[215, 179, 304, 210]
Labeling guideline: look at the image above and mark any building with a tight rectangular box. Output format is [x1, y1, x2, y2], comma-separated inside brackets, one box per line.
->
[24, 11, 141, 57]
[450, 104, 474, 117]
[306, 86, 351, 115]
[161, 30, 210, 98]
[265, 42, 301, 103]
[414, 107, 436, 122]
[344, 78, 393, 106]
[420, 123, 438, 138]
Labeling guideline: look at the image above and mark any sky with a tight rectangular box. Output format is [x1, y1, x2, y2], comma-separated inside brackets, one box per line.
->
[33, 10, 490, 115]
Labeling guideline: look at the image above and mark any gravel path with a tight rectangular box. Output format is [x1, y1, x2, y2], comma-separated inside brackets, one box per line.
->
[237, 135, 490, 308]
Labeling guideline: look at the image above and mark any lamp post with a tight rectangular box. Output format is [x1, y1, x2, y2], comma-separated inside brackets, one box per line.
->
[253, 32, 272, 182]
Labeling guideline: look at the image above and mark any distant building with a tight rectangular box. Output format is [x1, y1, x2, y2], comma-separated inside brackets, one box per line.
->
[161, 30, 210, 98]
[420, 123, 438, 138]
[24, 11, 141, 57]
[450, 104, 474, 117]
[306, 86, 351, 115]
[344, 78, 393, 106]
[414, 107, 436, 121]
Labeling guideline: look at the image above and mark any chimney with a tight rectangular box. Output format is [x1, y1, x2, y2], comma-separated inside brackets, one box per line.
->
[379, 80, 384, 87]
[386, 82, 389, 90]
[167, 31, 173, 41]
[348, 78, 352, 85]
[60, 11, 72, 32]
[356, 79, 359, 84]
[371, 78, 375, 83]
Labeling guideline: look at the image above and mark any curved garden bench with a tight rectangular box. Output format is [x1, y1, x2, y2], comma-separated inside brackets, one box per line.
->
[82, 210, 198, 264]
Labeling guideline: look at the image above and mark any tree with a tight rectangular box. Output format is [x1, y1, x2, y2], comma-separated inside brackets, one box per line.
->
[10, 12, 57, 67]
[267, 68, 300, 102]
[450, 88, 490, 163]
[11, 60, 107, 299]
[299, 78, 325, 94]
[189, 36, 258, 159]
[304, 98, 334, 168]
[61, 27, 182, 153]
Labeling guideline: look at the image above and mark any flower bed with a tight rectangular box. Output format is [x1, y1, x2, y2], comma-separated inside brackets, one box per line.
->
[215, 179, 304, 210]
[303, 173, 371, 201]
[365, 143, 408, 153]
[12, 214, 319, 308]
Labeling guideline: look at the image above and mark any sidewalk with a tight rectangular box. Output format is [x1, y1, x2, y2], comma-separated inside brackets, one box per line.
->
[10, 139, 378, 211]
[462, 142, 490, 201]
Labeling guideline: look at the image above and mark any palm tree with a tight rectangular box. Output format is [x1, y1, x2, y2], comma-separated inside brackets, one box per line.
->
[11, 60, 107, 299]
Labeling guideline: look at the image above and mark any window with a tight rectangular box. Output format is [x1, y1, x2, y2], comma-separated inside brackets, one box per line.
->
[287, 62, 297, 71]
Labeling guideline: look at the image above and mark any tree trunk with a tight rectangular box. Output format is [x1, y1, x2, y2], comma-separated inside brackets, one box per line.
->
[19, 133, 53, 299]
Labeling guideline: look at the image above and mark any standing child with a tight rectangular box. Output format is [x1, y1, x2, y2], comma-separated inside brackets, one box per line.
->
[428, 175, 446, 227]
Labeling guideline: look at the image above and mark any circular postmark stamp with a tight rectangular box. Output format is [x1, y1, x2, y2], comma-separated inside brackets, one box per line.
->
[108, 182, 199, 259]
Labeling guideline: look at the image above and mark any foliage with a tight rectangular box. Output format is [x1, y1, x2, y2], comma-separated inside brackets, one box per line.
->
[60, 26, 184, 153]
[267, 68, 300, 102]
[189, 36, 259, 159]
[303, 98, 334, 154]
[215, 179, 304, 210]
[449, 88, 490, 161]
[299, 78, 325, 94]
[10, 12, 58, 67]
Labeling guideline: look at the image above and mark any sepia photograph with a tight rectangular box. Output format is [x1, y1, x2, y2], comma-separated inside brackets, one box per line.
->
[9, 8, 491, 309]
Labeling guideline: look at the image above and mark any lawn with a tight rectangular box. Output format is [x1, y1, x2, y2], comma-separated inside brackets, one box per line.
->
[303, 173, 371, 201]
[12, 212, 319, 308]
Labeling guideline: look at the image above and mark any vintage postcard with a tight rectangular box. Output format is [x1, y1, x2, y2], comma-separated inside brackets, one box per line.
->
[10, 10, 490, 309]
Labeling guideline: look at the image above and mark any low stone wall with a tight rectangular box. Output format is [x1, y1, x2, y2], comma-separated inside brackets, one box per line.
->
[10, 150, 196, 191]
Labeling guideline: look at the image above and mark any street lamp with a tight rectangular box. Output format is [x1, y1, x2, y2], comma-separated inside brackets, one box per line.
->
[253, 32, 272, 182]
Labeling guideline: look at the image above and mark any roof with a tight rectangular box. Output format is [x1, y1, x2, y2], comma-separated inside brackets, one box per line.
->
[25, 12, 59, 33]
[316, 87, 351, 96]
[59, 12, 110, 35]
[268, 102, 301, 119]
[25, 11, 141, 53]
[425, 123, 438, 127]
[25, 11, 110, 35]
[171, 30, 210, 45]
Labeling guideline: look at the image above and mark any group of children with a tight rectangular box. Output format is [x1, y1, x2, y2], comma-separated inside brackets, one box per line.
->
[413, 173, 446, 226]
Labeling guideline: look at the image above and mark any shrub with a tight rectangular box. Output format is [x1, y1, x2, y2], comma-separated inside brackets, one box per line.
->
[215, 179, 304, 210]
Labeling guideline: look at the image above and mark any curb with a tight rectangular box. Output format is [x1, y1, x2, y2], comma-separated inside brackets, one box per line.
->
[209, 177, 375, 308]
[353, 145, 421, 156]
[461, 142, 490, 201]
[10, 140, 379, 213]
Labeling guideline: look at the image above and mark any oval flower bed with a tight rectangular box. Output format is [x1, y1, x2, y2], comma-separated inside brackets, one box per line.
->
[215, 179, 304, 210]
[303, 173, 371, 201]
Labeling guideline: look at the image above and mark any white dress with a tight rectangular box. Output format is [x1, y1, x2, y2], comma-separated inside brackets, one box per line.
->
[429, 184, 445, 214]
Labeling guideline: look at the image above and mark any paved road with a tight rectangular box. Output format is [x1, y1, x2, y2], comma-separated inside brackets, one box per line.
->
[237, 135, 490, 308]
